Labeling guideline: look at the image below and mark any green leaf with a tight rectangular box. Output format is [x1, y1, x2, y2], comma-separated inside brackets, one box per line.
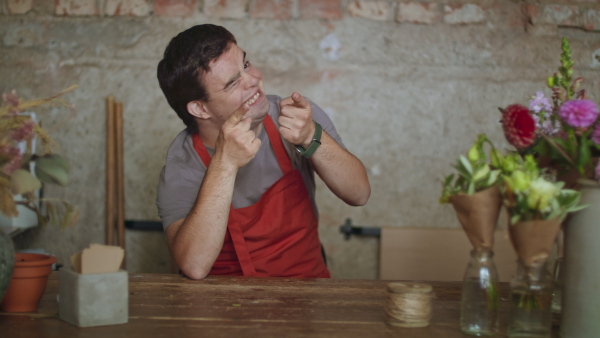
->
[472, 165, 490, 183]
[458, 155, 473, 175]
[443, 174, 455, 187]
[566, 130, 578, 157]
[541, 135, 575, 166]
[486, 170, 501, 187]
[9, 169, 42, 194]
[35, 156, 70, 186]
[576, 137, 591, 172]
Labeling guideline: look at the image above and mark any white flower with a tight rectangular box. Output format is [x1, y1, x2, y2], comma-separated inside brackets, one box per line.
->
[527, 178, 560, 212]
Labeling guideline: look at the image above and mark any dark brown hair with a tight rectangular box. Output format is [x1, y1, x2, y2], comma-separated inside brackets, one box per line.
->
[157, 24, 237, 133]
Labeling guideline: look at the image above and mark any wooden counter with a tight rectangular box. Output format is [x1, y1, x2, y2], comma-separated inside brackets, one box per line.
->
[0, 273, 559, 337]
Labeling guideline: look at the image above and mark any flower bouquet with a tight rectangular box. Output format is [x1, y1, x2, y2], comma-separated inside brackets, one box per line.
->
[0, 85, 79, 228]
[497, 37, 600, 337]
[500, 38, 600, 187]
[440, 134, 502, 335]
[440, 134, 503, 251]
[496, 153, 583, 265]
[494, 152, 583, 337]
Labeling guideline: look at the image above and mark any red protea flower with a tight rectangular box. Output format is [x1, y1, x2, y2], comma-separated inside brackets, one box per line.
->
[501, 104, 536, 149]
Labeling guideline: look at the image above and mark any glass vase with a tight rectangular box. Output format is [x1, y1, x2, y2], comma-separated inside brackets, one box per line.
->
[460, 248, 499, 336]
[508, 260, 552, 337]
[551, 257, 563, 314]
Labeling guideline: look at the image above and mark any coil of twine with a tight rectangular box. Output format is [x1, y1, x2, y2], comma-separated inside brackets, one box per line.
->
[385, 282, 433, 328]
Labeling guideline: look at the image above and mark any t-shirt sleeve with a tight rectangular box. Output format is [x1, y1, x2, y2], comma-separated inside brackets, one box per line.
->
[156, 136, 205, 230]
[309, 100, 346, 150]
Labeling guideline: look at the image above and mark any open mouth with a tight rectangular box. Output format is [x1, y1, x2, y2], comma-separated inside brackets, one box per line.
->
[245, 92, 261, 106]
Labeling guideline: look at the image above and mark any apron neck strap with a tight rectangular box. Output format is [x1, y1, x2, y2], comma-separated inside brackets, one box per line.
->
[192, 115, 294, 174]
[262, 115, 293, 174]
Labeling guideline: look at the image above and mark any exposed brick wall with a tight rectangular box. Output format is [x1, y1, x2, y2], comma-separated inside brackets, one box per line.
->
[154, 0, 194, 17]
[1, 0, 598, 31]
[249, 0, 293, 20]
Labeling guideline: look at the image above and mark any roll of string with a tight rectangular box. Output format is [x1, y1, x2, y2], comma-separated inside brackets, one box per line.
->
[385, 282, 433, 327]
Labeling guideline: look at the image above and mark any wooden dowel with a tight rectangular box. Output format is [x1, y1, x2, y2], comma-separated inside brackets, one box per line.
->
[106, 96, 115, 246]
[115, 102, 126, 255]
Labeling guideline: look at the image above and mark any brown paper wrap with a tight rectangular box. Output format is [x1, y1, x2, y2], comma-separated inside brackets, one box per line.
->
[449, 186, 502, 250]
[508, 218, 561, 268]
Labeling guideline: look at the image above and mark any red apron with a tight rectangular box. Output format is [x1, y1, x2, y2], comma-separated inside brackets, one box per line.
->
[192, 115, 330, 278]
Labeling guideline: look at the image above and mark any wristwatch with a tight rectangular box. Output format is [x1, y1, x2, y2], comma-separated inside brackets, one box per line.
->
[295, 121, 322, 158]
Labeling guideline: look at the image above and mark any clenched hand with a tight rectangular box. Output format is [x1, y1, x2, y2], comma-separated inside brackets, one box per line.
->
[278, 92, 315, 148]
[214, 103, 262, 170]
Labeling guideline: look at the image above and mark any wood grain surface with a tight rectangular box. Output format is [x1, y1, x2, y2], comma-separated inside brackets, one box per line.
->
[0, 273, 560, 337]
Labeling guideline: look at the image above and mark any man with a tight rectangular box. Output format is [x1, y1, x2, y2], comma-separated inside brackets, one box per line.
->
[156, 24, 370, 280]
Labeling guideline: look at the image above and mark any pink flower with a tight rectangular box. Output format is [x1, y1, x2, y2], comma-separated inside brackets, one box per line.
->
[11, 119, 35, 142]
[2, 90, 19, 107]
[559, 99, 599, 128]
[529, 91, 552, 113]
[0, 146, 23, 176]
[502, 104, 537, 149]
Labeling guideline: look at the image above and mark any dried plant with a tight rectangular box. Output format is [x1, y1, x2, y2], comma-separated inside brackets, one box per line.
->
[1, 85, 79, 228]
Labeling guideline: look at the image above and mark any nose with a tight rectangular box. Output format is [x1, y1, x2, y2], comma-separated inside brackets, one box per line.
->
[242, 70, 260, 89]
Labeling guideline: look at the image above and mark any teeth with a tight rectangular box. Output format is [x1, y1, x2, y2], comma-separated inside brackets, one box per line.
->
[246, 92, 260, 106]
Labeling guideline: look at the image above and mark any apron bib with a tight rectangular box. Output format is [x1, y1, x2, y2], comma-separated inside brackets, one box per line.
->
[192, 115, 330, 278]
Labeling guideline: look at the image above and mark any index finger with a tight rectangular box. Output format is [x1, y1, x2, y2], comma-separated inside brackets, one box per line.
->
[280, 92, 310, 109]
[290, 92, 310, 109]
[227, 102, 251, 124]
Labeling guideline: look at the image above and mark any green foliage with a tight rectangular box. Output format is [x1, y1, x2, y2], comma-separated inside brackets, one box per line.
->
[498, 154, 586, 224]
[440, 134, 502, 203]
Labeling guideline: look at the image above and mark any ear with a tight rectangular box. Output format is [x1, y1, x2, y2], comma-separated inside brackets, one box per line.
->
[187, 101, 211, 120]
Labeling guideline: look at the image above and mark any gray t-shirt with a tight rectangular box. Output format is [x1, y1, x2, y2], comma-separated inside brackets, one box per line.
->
[156, 95, 345, 230]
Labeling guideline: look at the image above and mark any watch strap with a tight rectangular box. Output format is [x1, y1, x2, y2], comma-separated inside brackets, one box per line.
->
[295, 121, 322, 158]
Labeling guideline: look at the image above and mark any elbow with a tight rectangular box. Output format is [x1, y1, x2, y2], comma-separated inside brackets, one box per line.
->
[346, 184, 371, 207]
[355, 187, 371, 206]
[350, 169, 371, 206]
[173, 250, 211, 280]
[180, 264, 211, 280]
[355, 191, 370, 206]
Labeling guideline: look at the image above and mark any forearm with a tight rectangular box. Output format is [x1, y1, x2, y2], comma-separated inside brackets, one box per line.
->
[168, 161, 237, 279]
[309, 132, 371, 206]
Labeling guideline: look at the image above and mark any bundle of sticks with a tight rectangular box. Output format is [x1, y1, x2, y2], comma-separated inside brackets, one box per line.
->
[106, 96, 126, 264]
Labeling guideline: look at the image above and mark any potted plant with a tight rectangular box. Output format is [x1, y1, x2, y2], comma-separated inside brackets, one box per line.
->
[0, 85, 78, 312]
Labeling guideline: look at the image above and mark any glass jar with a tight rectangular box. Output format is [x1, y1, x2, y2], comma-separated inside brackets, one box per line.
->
[551, 257, 563, 314]
[460, 248, 500, 336]
[508, 260, 552, 337]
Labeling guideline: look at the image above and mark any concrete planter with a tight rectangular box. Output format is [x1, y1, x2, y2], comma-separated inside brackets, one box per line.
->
[59, 269, 128, 327]
[561, 179, 600, 338]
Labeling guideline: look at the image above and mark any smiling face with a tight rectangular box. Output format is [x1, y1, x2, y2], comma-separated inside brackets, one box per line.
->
[195, 43, 270, 128]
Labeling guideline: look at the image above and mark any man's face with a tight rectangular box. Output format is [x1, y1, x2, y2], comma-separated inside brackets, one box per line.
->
[200, 43, 270, 126]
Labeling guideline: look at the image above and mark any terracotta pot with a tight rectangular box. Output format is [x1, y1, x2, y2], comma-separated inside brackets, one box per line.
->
[0, 253, 57, 312]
